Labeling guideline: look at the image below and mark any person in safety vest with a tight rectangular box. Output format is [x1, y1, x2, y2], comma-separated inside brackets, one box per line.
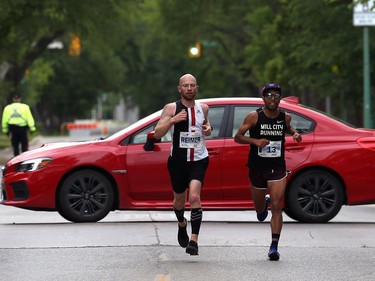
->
[2, 94, 36, 156]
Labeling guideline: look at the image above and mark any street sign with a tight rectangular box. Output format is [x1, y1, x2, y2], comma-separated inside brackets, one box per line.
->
[353, 0, 375, 26]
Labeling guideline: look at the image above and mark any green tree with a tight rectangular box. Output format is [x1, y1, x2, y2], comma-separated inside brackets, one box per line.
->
[156, 0, 261, 99]
[0, 0, 137, 100]
[1, 0, 373, 132]
[273, 0, 365, 124]
[0, 0, 141, 132]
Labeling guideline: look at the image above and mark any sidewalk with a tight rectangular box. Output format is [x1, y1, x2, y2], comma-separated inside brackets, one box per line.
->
[0, 136, 50, 164]
[0, 147, 13, 164]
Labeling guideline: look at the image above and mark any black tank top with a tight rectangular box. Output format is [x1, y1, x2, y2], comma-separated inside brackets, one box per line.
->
[170, 100, 208, 161]
[248, 107, 286, 170]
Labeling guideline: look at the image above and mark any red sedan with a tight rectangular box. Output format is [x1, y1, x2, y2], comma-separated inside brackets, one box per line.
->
[1, 97, 375, 223]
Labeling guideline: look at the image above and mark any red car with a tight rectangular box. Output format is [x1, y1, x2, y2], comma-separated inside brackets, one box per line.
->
[1, 97, 375, 223]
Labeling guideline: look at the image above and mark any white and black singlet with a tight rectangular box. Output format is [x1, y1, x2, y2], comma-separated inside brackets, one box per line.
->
[169, 100, 208, 161]
[248, 107, 287, 171]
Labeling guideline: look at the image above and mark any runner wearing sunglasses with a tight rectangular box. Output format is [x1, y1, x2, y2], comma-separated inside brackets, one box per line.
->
[234, 83, 302, 261]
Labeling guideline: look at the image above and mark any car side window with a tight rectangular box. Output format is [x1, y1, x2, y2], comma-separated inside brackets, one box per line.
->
[206, 106, 225, 139]
[287, 111, 315, 134]
[231, 106, 314, 137]
[131, 125, 154, 144]
[131, 106, 225, 144]
[232, 106, 259, 137]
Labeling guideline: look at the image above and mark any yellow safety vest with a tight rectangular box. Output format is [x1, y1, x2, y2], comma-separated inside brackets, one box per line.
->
[2, 102, 36, 134]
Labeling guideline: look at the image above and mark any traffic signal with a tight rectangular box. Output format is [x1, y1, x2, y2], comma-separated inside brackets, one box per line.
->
[69, 34, 81, 56]
[188, 42, 201, 58]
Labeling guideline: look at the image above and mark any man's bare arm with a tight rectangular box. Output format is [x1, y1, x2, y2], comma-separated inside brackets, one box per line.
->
[234, 111, 270, 148]
[201, 103, 212, 136]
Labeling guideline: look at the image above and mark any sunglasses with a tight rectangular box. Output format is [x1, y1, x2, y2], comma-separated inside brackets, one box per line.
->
[263, 92, 281, 99]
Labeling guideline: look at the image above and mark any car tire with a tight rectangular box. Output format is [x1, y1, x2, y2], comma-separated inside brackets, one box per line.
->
[57, 169, 114, 222]
[285, 169, 344, 223]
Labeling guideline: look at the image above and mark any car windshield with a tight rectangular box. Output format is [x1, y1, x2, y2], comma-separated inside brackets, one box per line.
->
[104, 110, 162, 140]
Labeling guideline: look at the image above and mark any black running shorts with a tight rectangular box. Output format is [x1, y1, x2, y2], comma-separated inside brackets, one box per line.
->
[167, 156, 209, 194]
[249, 168, 287, 189]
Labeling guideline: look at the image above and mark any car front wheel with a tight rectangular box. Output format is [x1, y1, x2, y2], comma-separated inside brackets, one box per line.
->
[57, 169, 114, 222]
[285, 169, 344, 223]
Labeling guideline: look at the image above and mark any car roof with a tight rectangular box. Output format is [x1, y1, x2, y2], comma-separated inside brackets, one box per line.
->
[197, 96, 300, 106]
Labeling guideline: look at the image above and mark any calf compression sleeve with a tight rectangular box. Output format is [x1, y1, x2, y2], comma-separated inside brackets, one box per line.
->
[174, 208, 185, 223]
[191, 208, 203, 235]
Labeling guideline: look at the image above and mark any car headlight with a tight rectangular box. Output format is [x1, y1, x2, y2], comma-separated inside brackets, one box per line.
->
[16, 158, 53, 172]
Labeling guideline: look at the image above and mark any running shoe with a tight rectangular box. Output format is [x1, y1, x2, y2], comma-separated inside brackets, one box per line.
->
[257, 194, 270, 222]
[186, 240, 199, 255]
[268, 245, 280, 261]
[177, 218, 189, 248]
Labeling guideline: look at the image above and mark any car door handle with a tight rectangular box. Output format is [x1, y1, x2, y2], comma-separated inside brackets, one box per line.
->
[208, 149, 220, 156]
[285, 146, 305, 152]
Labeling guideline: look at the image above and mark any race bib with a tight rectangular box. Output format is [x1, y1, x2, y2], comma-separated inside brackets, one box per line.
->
[179, 131, 203, 148]
[258, 141, 282, 158]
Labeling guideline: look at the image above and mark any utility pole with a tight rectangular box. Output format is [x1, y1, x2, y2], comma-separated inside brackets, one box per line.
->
[363, 26, 372, 128]
[353, 0, 374, 128]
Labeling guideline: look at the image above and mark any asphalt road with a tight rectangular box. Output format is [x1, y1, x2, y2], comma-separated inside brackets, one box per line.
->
[1, 136, 375, 280]
[0, 205, 374, 281]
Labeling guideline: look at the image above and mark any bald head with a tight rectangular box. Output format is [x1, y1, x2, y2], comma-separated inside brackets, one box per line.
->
[177, 73, 199, 101]
[179, 74, 197, 86]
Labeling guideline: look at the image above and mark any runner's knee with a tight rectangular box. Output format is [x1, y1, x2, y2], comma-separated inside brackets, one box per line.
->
[189, 193, 201, 206]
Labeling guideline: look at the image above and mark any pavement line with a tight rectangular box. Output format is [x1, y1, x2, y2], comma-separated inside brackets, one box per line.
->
[155, 274, 170, 281]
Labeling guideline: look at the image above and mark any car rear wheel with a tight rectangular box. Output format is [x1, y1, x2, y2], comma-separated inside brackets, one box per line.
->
[285, 169, 344, 223]
[57, 169, 114, 222]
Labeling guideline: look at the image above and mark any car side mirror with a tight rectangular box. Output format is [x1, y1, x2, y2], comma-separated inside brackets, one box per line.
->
[143, 131, 160, 151]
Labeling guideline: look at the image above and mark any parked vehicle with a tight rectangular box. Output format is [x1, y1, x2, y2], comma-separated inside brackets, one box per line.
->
[2, 97, 375, 223]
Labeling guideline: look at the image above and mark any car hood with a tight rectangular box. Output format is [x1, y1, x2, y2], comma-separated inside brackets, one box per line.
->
[7, 140, 97, 164]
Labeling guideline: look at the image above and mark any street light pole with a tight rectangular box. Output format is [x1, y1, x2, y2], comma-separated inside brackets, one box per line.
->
[354, 0, 374, 128]
[363, 26, 372, 128]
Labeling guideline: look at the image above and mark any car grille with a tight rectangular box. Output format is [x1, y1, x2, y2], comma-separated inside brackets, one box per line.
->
[1, 166, 6, 201]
